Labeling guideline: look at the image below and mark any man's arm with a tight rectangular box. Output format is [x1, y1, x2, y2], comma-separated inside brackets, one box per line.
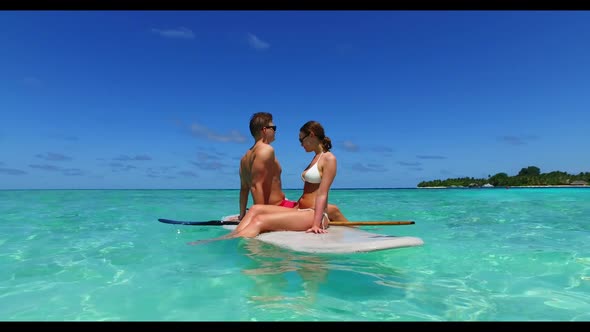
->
[250, 146, 274, 205]
[238, 166, 249, 220]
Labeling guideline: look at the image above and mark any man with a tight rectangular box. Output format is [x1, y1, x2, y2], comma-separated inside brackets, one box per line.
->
[236, 112, 348, 221]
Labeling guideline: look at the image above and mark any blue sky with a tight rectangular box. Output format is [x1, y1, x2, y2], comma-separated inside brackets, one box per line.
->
[1, 10, 589, 189]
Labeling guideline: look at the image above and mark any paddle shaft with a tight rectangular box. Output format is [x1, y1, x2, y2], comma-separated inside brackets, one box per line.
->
[329, 221, 414, 226]
[158, 218, 414, 226]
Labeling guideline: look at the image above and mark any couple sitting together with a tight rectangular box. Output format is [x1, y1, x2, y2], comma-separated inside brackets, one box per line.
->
[194, 112, 348, 243]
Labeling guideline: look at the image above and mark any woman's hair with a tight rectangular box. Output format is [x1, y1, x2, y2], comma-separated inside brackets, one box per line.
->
[249, 112, 273, 137]
[300, 120, 332, 152]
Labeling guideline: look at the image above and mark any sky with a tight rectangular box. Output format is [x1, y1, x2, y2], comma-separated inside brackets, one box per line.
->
[1, 10, 589, 190]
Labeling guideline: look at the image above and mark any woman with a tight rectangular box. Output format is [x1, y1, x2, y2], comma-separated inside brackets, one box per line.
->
[190, 120, 339, 243]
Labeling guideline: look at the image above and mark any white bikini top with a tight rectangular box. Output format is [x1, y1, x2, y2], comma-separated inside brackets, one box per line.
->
[301, 153, 323, 184]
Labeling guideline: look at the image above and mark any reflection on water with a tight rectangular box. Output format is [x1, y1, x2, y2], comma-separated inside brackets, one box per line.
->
[239, 239, 329, 305]
[237, 238, 414, 317]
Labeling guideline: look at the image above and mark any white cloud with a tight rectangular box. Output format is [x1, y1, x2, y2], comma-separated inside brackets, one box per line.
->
[416, 155, 447, 160]
[36, 152, 72, 161]
[498, 135, 537, 146]
[113, 154, 152, 161]
[190, 123, 247, 143]
[151, 27, 195, 39]
[178, 171, 199, 178]
[342, 140, 359, 152]
[247, 33, 270, 50]
[0, 167, 27, 175]
[351, 163, 387, 173]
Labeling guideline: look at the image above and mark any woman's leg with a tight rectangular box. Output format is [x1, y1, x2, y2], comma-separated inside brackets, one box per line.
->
[186, 206, 269, 245]
[232, 204, 294, 234]
[231, 209, 315, 238]
[188, 208, 314, 246]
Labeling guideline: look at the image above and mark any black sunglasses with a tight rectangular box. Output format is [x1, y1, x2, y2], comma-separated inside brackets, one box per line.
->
[264, 125, 277, 131]
[299, 133, 309, 143]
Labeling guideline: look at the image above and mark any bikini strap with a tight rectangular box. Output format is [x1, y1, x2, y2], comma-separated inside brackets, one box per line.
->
[321, 212, 329, 229]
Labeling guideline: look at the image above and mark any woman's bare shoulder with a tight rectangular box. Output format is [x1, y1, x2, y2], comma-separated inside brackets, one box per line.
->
[323, 151, 337, 161]
[320, 152, 337, 167]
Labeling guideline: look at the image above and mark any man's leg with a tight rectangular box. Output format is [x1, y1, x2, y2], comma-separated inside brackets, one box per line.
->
[327, 204, 348, 222]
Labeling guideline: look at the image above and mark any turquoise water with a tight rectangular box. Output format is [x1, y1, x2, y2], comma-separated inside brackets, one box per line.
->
[0, 188, 589, 321]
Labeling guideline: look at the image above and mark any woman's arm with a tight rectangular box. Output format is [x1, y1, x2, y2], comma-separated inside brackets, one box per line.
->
[308, 153, 337, 233]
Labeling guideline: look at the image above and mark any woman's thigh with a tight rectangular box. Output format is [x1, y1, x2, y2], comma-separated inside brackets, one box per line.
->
[250, 204, 295, 214]
[257, 209, 315, 232]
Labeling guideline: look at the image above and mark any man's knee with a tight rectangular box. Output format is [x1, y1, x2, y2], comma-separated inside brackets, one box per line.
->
[327, 204, 341, 212]
[327, 204, 347, 221]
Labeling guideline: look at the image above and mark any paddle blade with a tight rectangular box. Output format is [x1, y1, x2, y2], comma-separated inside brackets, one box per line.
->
[158, 219, 239, 226]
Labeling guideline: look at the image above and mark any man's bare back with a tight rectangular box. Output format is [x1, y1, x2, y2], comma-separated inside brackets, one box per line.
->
[240, 142, 285, 207]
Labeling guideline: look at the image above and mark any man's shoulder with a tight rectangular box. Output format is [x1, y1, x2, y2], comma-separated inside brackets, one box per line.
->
[240, 143, 274, 165]
[254, 143, 275, 156]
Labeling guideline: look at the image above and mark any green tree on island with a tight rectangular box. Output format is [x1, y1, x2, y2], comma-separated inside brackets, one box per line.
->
[418, 166, 590, 187]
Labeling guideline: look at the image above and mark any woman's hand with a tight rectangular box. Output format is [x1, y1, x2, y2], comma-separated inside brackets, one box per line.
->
[306, 225, 327, 234]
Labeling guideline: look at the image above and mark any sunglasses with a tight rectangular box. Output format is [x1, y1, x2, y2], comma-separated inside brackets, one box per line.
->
[299, 133, 309, 143]
[264, 125, 277, 131]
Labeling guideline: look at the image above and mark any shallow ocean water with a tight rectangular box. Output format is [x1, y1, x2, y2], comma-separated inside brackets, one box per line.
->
[0, 188, 589, 321]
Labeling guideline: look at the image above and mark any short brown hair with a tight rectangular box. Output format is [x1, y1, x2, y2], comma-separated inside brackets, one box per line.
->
[249, 112, 273, 137]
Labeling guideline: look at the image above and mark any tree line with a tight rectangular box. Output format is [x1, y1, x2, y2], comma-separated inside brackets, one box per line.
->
[417, 166, 590, 187]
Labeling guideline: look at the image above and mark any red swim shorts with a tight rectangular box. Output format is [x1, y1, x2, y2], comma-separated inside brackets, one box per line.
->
[278, 198, 298, 208]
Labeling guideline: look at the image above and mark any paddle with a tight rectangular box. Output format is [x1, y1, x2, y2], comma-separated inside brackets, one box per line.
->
[329, 221, 414, 226]
[158, 218, 414, 226]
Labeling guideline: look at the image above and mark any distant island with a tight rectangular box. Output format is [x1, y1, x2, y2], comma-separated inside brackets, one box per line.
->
[417, 166, 590, 188]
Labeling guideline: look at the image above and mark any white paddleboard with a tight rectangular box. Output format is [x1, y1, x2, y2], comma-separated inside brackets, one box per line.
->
[220, 215, 424, 254]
